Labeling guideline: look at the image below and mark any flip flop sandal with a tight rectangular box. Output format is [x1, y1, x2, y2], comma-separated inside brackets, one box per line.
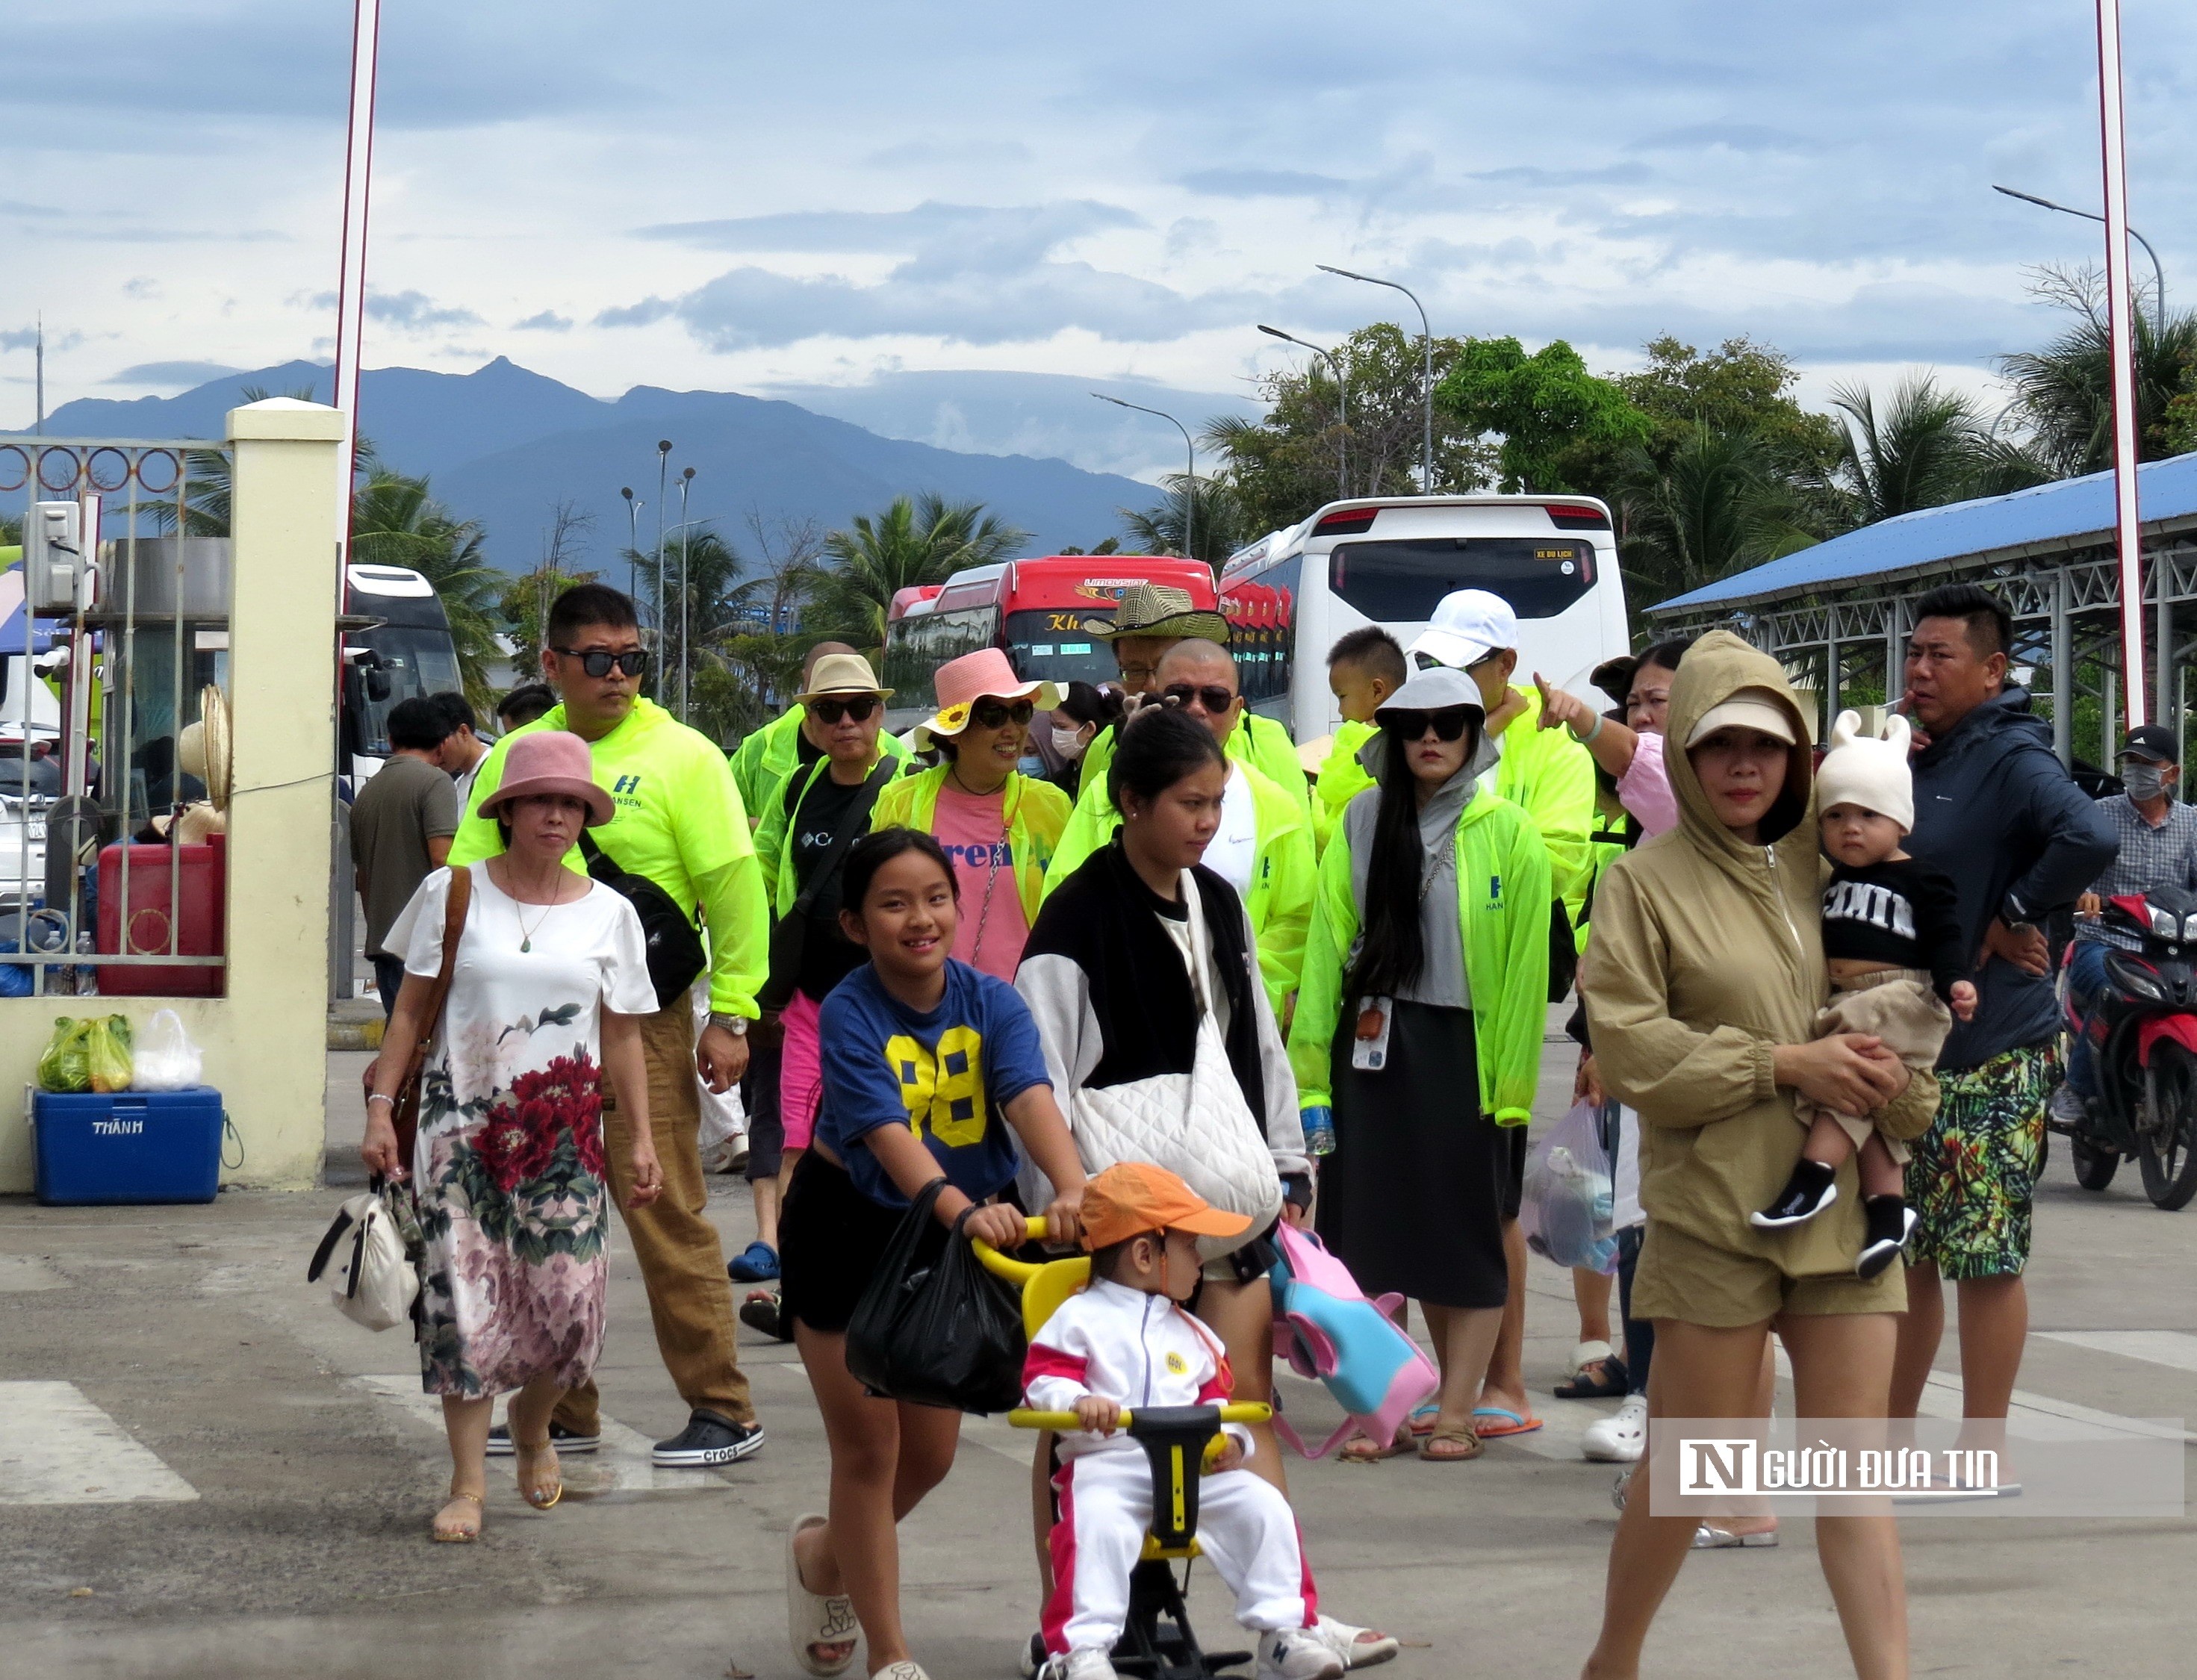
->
[1314, 1616, 1401, 1670]
[1469, 1406, 1544, 1438]
[430, 1489, 483, 1543]
[514, 1440, 562, 1510]
[1554, 1357, 1629, 1401]
[787, 1513, 859, 1677]
[872, 1665, 930, 1680]
[1338, 1426, 1413, 1463]
[1418, 1428, 1483, 1461]
[1692, 1523, 1778, 1549]
[1406, 1404, 1441, 1437]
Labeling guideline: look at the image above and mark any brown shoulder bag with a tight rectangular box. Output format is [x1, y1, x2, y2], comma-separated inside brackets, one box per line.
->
[387, 865, 473, 1176]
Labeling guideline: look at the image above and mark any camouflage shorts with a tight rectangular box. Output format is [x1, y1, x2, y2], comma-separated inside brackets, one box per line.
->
[1904, 1041, 2058, 1281]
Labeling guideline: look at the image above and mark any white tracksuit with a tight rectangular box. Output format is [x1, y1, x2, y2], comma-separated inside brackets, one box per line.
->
[1025, 1277, 1317, 1657]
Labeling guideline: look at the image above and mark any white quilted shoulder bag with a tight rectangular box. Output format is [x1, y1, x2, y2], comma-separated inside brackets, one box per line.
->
[1069, 870, 1284, 1257]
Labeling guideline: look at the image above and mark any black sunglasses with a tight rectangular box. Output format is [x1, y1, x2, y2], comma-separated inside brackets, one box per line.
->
[1381, 707, 1473, 742]
[807, 695, 879, 724]
[969, 697, 1037, 729]
[1161, 683, 1237, 714]
[556, 647, 649, 679]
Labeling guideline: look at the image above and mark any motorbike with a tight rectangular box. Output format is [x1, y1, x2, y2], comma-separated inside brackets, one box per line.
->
[2057, 885, 2197, 1210]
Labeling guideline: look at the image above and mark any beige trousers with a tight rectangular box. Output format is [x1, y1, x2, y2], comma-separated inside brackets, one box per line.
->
[1799, 968, 1953, 1167]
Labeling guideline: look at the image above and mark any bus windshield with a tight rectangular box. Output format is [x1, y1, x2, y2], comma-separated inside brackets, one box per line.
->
[1003, 609, 1116, 689]
[1328, 537, 1595, 622]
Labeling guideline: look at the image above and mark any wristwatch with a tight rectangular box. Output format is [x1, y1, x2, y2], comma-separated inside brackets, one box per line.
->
[708, 1012, 750, 1036]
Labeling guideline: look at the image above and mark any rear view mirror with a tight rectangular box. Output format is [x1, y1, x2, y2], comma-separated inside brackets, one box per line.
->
[365, 671, 392, 703]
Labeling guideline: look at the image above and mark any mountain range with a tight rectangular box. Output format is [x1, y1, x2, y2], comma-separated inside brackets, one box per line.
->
[28, 359, 1256, 570]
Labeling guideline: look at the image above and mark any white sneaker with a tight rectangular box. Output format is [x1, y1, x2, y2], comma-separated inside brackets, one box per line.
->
[1582, 1393, 1647, 1463]
[1039, 1649, 1118, 1680]
[1258, 1628, 1346, 1680]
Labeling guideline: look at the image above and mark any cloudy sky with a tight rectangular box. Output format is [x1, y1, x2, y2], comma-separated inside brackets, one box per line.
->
[4, 0, 2195, 469]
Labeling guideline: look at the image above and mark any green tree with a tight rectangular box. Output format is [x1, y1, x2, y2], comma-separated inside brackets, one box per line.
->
[1432, 336, 1650, 494]
[1618, 424, 1818, 609]
[808, 494, 1029, 651]
[2000, 264, 2197, 476]
[1827, 374, 2044, 524]
[1202, 322, 1491, 541]
[349, 469, 503, 709]
[500, 500, 599, 679]
[1118, 474, 1252, 567]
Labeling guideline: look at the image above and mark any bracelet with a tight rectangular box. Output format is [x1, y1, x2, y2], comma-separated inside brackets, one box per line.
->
[1572, 712, 1603, 744]
[366, 1093, 396, 1108]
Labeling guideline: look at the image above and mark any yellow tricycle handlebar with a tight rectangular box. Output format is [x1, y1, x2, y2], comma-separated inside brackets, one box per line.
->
[970, 1215, 1055, 1285]
[1007, 1403, 1273, 1431]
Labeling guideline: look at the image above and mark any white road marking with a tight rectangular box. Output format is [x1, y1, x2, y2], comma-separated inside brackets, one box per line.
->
[2036, 1328, 2197, 1377]
[1771, 1345, 2193, 1444]
[351, 1375, 731, 1493]
[0, 1381, 199, 1505]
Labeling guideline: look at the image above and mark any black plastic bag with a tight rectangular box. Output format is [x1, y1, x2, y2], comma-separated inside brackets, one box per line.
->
[845, 1178, 1028, 1414]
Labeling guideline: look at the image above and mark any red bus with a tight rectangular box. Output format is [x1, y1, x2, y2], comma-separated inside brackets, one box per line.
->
[881, 556, 1217, 729]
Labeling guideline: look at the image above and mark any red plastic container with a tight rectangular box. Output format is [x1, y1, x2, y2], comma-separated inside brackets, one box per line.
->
[96, 837, 227, 997]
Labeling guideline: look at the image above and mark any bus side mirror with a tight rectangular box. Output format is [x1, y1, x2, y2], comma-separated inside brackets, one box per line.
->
[365, 670, 392, 703]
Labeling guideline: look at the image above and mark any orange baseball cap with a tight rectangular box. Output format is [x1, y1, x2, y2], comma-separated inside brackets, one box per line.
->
[1078, 1162, 1253, 1251]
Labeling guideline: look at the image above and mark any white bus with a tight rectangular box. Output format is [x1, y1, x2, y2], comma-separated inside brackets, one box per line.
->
[1219, 494, 1632, 744]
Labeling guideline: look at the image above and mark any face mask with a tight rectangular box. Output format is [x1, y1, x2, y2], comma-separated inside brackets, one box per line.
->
[2123, 762, 2169, 800]
[1051, 727, 1087, 760]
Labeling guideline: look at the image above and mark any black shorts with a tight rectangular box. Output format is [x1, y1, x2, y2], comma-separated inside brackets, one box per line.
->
[742, 1040, 785, 1184]
[779, 1150, 932, 1335]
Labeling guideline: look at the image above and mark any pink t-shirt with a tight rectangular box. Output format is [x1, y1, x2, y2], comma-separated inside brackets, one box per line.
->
[932, 782, 1031, 980]
[1616, 729, 1677, 837]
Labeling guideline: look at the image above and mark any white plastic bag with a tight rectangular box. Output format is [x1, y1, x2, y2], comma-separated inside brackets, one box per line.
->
[1520, 1101, 1619, 1273]
[130, 1008, 203, 1091]
[692, 984, 747, 1161]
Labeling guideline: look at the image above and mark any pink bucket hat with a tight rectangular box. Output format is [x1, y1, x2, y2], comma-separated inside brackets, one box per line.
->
[479, 729, 615, 826]
[917, 647, 1060, 747]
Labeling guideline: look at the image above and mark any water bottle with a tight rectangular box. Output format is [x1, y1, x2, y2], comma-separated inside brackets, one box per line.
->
[1302, 1105, 1336, 1157]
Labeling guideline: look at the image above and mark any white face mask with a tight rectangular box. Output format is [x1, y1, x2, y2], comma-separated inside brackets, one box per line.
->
[1051, 726, 1088, 761]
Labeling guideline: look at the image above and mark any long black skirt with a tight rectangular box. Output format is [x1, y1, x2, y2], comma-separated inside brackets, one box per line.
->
[1315, 998, 1513, 1310]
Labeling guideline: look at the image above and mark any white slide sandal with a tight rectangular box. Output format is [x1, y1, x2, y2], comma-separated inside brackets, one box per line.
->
[786, 1513, 859, 1676]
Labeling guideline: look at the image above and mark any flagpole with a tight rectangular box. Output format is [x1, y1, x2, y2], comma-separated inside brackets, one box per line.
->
[2097, 0, 2146, 729]
[331, 0, 382, 556]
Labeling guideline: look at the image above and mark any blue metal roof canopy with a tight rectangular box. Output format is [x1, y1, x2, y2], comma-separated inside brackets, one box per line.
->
[1650, 451, 2197, 616]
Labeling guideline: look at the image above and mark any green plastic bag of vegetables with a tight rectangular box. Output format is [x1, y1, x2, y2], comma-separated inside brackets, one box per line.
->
[37, 1017, 95, 1093]
[86, 1015, 134, 1094]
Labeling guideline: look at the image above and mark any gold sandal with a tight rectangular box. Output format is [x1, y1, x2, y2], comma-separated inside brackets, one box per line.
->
[515, 1439, 563, 1510]
[432, 1488, 485, 1542]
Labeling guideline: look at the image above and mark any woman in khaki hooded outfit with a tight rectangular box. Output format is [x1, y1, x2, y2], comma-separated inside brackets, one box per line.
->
[1579, 632, 1936, 1680]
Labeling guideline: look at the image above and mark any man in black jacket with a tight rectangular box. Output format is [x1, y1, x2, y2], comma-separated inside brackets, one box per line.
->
[1891, 583, 2117, 1456]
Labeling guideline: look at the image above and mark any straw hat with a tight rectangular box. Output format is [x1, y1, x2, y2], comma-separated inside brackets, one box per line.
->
[177, 685, 233, 809]
[479, 729, 615, 825]
[1081, 582, 1230, 644]
[796, 652, 892, 703]
[917, 647, 1060, 747]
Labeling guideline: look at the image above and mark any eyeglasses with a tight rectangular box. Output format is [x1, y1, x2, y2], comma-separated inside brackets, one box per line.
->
[1161, 683, 1237, 714]
[556, 647, 649, 679]
[969, 697, 1037, 729]
[1380, 708, 1473, 742]
[1118, 662, 1161, 685]
[807, 695, 878, 724]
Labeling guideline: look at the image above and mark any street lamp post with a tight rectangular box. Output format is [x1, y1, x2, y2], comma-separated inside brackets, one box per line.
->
[653, 440, 673, 702]
[1258, 324, 1349, 499]
[677, 464, 696, 721]
[1994, 184, 2166, 335]
[1093, 394, 1197, 562]
[621, 486, 643, 604]
[1318, 264, 1435, 491]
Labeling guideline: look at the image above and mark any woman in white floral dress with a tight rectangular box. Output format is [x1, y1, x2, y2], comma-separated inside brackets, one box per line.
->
[364, 730, 664, 1542]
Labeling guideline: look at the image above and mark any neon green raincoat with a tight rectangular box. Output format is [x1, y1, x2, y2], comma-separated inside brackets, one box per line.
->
[871, 765, 1071, 927]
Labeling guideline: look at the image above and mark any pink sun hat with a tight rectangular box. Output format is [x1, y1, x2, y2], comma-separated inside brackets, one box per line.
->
[916, 647, 1060, 748]
[479, 729, 615, 826]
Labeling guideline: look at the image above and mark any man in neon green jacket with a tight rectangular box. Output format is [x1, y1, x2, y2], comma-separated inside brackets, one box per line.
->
[1045, 640, 1315, 1017]
[729, 641, 914, 826]
[1407, 589, 1594, 917]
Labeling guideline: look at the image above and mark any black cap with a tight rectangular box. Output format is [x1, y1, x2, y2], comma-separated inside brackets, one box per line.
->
[2119, 724, 2179, 765]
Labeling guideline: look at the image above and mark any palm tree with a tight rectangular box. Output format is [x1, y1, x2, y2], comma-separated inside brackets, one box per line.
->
[808, 494, 1029, 650]
[1829, 375, 2015, 524]
[349, 469, 503, 708]
[1119, 474, 1251, 567]
[1618, 425, 1818, 608]
[2000, 264, 2197, 476]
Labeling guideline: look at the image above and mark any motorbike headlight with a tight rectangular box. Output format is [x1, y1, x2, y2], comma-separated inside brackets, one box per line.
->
[2107, 950, 2170, 1002]
[2181, 912, 2197, 944]
[2150, 905, 2180, 940]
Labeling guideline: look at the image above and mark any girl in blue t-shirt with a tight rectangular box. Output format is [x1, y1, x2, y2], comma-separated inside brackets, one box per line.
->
[779, 829, 1086, 1680]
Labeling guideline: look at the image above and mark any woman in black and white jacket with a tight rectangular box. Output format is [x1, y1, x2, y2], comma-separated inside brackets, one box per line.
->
[1014, 706, 1394, 1676]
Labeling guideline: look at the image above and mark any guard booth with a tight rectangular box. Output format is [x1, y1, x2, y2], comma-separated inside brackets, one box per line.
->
[0, 400, 345, 1193]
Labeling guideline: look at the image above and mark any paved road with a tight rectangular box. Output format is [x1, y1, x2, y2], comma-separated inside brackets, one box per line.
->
[1, 1043, 2190, 1679]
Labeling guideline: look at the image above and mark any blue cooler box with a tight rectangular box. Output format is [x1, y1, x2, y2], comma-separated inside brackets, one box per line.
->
[31, 1087, 225, 1205]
